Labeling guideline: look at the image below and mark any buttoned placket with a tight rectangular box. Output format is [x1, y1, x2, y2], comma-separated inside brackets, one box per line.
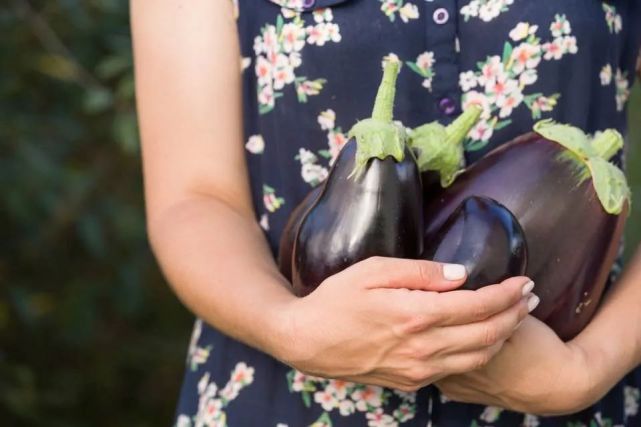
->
[423, 0, 461, 125]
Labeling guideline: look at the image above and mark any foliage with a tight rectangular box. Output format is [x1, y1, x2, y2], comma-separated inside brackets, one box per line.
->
[0, 1, 639, 425]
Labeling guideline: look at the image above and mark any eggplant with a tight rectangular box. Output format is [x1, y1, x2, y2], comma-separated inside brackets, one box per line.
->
[424, 196, 528, 290]
[288, 60, 424, 296]
[419, 122, 630, 340]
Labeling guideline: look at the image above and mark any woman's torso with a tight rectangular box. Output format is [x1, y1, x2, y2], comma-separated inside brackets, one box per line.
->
[174, 1, 641, 426]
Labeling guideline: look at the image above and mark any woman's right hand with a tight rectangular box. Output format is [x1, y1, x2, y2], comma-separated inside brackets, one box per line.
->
[276, 257, 536, 392]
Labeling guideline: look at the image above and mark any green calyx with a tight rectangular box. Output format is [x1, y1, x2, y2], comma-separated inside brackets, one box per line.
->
[348, 59, 406, 178]
[408, 105, 482, 187]
[533, 120, 630, 215]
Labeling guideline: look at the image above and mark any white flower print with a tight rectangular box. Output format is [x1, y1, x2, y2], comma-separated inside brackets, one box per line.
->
[624, 386, 641, 419]
[241, 57, 252, 72]
[269, 0, 305, 11]
[459, 17, 578, 150]
[399, 3, 419, 23]
[509, 22, 538, 42]
[254, 13, 340, 114]
[550, 14, 571, 38]
[407, 51, 436, 92]
[186, 320, 212, 372]
[600, 64, 613, 85]
[176, 414, 192, 427]
[523, 413, 540, 427]
[480, 406, 503, 422]
[459, 71, 478, 92]
[318, 109, 336, 131]
[461, 0, 514, 23]
[176, 362, 255, 427]
[603, 3, 623, 34]
[263, 185, 285, 212]
[614, 68, 631, 112]
[259, 213, 269, 231]
[287, 369, 417, 425]
[379, 0, 419, 23]
[245, 135, 265, 154]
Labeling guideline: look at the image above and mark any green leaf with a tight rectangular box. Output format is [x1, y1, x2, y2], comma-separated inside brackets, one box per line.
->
[501, 41, 513, 65]
[317, 149, 332, 159]
[494, 119, 512, 131]
[587, 157, 631, 215]
[405, 61, 427, 78]
[302, 390, 311, 408]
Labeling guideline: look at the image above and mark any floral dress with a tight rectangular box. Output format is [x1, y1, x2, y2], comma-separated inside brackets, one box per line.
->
[174, 1, 641, 426]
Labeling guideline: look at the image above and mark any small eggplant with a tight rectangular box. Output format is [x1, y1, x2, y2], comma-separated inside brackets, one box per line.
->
[289, 60, 423, 296]
[423, 196, 528, 291]
[420, 122, 630, 340]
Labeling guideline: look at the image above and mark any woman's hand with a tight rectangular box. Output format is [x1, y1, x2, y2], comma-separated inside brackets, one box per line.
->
[435, 316, 598, 416]
[275, 257, 534, 392]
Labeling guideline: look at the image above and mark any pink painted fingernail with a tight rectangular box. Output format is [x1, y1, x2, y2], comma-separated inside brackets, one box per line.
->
[521, 280, 535, 296]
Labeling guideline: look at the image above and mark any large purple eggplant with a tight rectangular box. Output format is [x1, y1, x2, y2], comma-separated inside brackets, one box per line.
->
[289, 60, 424, 296]
[419, 122, 630, 340]
[424, 196, 528, 291]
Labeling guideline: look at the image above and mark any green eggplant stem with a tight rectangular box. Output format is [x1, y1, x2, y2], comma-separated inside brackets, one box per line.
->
[592, 129, 623, 161]
[446, 105, 482, 146]
[371, 61, 400, 123]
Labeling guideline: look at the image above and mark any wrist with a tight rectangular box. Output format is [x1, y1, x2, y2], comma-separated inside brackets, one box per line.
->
[261, 288, 304, 365]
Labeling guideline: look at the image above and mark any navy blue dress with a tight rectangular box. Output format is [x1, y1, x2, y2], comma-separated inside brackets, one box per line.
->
[174, 1, 641, 426]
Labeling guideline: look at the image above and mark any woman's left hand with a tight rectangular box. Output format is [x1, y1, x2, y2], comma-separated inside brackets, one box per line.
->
[435, 316, 603, 416]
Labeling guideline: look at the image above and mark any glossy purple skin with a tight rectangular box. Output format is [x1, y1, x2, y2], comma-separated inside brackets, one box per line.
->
[424, 132, 627, 340]
[292, 139, 424, 296]
[278, 186, 321, 281]
[424, 196, 528, 291]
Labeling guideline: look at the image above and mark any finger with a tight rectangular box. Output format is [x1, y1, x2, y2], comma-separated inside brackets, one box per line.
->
[342, 256, 468, 292]
[426, 277, 534, 326]
[432, 296, 530, 355]
[438, 342, 504, 375]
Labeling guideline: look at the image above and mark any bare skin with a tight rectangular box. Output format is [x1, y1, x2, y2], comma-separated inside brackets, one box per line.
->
[130, 0, 532, 392]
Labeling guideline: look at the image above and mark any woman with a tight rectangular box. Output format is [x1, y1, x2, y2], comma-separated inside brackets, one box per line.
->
[131, 0, 641, 425]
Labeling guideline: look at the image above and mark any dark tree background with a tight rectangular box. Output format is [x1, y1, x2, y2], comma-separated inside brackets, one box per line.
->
[1, 1, 640, 425]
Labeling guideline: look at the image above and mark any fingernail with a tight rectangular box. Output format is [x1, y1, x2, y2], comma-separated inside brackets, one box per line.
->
[521, 280, 535, 296]
[527, 294, 540, 313]
[443, 264, 466, 281]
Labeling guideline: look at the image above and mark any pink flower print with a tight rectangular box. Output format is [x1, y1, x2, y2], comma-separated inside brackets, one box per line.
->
[327, 379, 349, 400]
[469, 120, 495, 143]
[258, 84, 275, 110]
[562, 36, 578, 55]
[477, 56, 504, 89]
[542, 39, 564, 60]
[366, 408, 398, 427]
[511, 43, 541, 74]
[290, 370, 308, 392]
[416, 51, 435, 73]
[263, 185, 285, 212]
[273, 54, 296, 90]
[245, 135, 265, 154]
[399, 3, 419, 23]
[393, 402, 415, 423]
[259, 214, 269, 231]
[281, 22, 306, 53]
[338, 399, 356, 416]
[509, 23, 538, 42]
[352, 385, 384, 411]
[255, 56, 273, 87]
[231, 362, 254, 385]
[327, 131, 348, 162]
[462, 90, 492, 120]
[496, 88, 524, 118]
[314, 388, 339, 411]
[550, 14, 571, 38]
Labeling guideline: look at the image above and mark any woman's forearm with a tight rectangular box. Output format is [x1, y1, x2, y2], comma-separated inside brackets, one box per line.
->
[572, 247, 641, 400]
[148, 194, 296, 360]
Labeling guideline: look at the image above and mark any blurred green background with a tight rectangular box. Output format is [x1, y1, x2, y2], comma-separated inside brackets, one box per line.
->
[1, 1, 640, 425]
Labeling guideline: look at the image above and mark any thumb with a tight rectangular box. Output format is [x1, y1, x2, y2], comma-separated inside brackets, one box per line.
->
[345, 257, 468, 292]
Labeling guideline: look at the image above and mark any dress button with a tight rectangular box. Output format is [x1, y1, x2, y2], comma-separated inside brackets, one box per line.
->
[433, 8, 449, 24]
[303, 0, 315, 8]
[438, 97, 458, 116]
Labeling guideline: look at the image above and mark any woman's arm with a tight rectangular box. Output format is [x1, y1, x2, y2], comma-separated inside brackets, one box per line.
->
[436, 246, 641, 415]
[131, 0, 533, 391]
